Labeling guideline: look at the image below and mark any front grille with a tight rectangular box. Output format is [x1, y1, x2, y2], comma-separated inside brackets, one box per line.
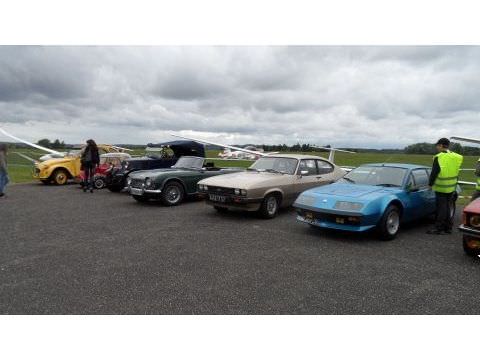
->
[130, 179, 144, 188]
[34, 167, 40, 175]
[208, 186, 235, 195]
[297, 209, 362, 226]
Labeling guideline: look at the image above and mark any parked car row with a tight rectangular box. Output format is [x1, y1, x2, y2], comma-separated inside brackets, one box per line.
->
[60, 139, 476, 257]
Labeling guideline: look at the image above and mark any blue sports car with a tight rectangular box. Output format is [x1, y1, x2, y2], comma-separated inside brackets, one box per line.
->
[293, 163, 447, 240]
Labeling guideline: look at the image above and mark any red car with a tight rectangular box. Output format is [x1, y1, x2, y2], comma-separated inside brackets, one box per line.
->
[76, 153, 131, 189]
[459, 198, 480, 257]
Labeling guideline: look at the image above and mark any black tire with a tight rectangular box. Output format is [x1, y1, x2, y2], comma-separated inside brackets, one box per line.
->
[160, 181, 185, 206]
[258, 193, 280, 219]
[214, 205, 229, 213]
[132, 195, 149, 203]
[377, 204, 401, 241]
[463, 235, 480, 257]
[93, 177, 105, 189]
[52, 169, 69, 185]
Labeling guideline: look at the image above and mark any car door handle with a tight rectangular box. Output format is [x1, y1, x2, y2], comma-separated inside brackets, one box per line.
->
[316, 176, 323, 179]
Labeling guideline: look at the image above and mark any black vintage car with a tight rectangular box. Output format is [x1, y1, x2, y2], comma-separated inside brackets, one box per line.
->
[106, 140, 205, 192]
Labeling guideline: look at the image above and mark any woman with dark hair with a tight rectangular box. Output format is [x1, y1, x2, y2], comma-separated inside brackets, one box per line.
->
[0, 143, 9, 197]
[81, 139, 100, 193]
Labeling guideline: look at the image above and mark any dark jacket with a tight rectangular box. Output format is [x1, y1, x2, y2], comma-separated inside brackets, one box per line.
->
[81, 145, 100, 166]
[0, 151, 7, 173]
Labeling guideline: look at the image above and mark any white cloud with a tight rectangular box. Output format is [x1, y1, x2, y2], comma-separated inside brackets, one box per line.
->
[0, 46, 479, 148]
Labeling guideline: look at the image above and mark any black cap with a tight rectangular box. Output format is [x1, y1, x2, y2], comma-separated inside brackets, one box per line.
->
[436, 138, 450, 147]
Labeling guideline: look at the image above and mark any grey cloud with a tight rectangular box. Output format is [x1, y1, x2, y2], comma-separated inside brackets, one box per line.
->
[1, 46, 480, 148]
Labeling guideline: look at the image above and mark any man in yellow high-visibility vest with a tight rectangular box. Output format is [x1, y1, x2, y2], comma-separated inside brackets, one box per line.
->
[427, 138, 463, 235]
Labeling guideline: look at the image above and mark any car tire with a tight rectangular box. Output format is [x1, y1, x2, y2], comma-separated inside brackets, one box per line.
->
[214, 205, 229, 213]
[161, 181, 185, 206]
[52, 169, 68, 185]
[258, 193, 280, 219]
[378, 204, 401, 240]
[463, 235, 480, 257]
[94, 177, 105, 189]
[133, 195, 149, 203]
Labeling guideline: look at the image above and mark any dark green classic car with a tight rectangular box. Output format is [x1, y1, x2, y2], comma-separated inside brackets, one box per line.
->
[127, 156, 244, 206]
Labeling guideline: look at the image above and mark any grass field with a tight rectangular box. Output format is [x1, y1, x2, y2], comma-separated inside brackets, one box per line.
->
[6, 148, 478, 200]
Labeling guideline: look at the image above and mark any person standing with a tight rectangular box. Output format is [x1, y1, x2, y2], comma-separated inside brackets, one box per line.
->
[0, 143, 9, 198]
[471, 157, 480, 202]
[427, 138, 463, 235]
[81, 139, 100, 193]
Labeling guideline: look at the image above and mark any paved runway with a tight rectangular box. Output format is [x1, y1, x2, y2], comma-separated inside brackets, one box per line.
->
[0, 183, 479, 314]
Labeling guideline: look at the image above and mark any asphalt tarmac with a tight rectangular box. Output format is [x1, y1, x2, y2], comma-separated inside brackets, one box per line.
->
[0, 183, 479, 314]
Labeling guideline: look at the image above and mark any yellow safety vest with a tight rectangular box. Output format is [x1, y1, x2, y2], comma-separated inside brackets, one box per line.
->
[432, 151, 463, 194]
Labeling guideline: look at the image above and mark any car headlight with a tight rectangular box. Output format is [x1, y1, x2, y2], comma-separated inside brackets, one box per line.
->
[334, 201, 364, 211]
[234, 188, 247, 196]
[145, 178, 152, 187]
[199, 184, 208, 191]
[470, 215, 480, 228]
[126, 177, 132, 186]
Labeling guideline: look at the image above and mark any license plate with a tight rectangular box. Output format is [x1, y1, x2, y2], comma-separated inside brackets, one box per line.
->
[336, 217, 345, 224]
[130, 188, 143, 195]
[209, 194, 226, 203]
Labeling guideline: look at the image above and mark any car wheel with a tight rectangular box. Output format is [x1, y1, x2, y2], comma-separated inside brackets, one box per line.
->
[463, 235, 480, 257]
[52, 169, 68, 185]
[259, 193, 280, 219]
[378, 204, 401, 240]
[161, 181, 185, 206]
[94, 177, 105, 189]
[214, 205, 229, 213]
[133, 195, 149, 203]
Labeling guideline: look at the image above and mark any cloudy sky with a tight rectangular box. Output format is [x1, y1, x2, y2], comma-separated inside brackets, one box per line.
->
[0, 46, 478, 148]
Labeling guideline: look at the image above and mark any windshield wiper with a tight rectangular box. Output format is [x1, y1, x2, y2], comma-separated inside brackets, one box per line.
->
[247, 168, 259, 172]
[375, 183, 398, 187]
[343, 177, 356, 183]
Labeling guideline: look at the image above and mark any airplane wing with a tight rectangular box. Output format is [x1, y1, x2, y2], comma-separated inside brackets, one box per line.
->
[0, 127, 63, 155]
[451, 136, 480, 146]
[13, 152, 38, 163]
[458, 181, 477, 186]
[311, 145, 356, 162]
[170, 134, 267, 157]
[110, 145, 133, 152]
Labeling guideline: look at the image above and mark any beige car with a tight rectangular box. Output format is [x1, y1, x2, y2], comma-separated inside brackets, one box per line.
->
[197, 154, 346, 218]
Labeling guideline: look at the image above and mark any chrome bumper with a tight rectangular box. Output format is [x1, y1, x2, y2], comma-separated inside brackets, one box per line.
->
[458, 224, 480, 237]
[129, 186, 162, 195]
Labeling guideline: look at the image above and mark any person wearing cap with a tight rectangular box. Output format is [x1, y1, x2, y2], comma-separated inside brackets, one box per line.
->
[427, 138, 463, 235]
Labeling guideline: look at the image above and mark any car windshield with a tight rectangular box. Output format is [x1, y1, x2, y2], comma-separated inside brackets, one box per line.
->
[249, 157, 298, 175]
[342, 166, 407, 187]
[172, 156, 204, 169]
[145, 147, 175, 159]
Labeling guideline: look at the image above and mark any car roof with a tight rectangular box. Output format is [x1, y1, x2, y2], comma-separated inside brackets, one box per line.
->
[362, 163, 431, 170]
[262, 153, 332, 162]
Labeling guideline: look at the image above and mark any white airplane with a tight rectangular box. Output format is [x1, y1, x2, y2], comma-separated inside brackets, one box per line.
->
[0, 127, 132, 162]
[170, 133, 355, 170]
[218, 145, 269, 160]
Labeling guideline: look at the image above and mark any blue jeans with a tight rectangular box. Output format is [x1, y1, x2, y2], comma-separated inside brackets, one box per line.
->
[0, 171, 9, 193]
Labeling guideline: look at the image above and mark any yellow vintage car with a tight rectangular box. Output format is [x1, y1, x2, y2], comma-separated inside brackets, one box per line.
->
[33, 145, 122, 185]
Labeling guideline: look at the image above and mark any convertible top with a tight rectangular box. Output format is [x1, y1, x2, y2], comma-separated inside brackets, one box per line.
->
[146, 140, 205, 158]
